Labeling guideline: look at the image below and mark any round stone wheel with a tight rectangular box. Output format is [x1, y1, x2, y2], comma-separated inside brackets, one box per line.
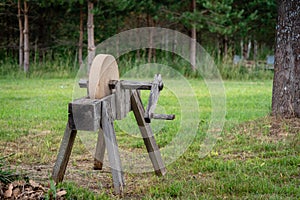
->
[88, 54, 120, 99]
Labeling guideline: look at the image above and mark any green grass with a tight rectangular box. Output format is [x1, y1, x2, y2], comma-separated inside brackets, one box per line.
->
[0, 77, 299, 199]
[0, 78, 73, 141]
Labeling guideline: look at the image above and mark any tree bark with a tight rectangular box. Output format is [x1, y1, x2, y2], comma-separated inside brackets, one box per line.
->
[78, 4, 84, 67]
[136, 28, 140, 61]
[246, 40, 251, 60]
[147, 15, 153, 63]
[190, 0, 196, 71]
[18, 0, 23, 68]
[223, 35, 228, 60]
[23, 0, 29, 73]
[272, 0, 300, 118]
[87, 0, 95, 72]
[152, 27, 156, 63]
[172, 31, 177, 60]
[240, 40, 244, 59]
[253, 40, 258, 61]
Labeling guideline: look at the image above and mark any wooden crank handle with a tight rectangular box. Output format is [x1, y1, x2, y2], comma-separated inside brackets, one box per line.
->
[151, 113, 175, 120]
[144, 74, 162, 123]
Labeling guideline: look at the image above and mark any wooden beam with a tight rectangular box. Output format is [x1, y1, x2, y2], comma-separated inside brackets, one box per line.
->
[94, 129, 105, 170]
[52, 122, 77, 183]
[101, 101, 125, 194]
[70, 95, 116, 131]
[69, 98, 101, 131]
[109, 80, 153, 90]
[109, 80, 163, 91]
[131, 90, 166, 176]
[115, 81, 123, 120]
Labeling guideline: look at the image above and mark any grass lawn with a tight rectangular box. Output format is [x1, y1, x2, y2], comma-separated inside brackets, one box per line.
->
[0, 78, 299, 199]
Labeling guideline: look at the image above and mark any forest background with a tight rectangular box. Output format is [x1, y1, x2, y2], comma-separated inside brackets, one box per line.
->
[0, 0, 276, 79]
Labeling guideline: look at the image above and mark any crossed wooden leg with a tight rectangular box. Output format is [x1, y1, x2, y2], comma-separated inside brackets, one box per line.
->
[52, 91, 166, 195]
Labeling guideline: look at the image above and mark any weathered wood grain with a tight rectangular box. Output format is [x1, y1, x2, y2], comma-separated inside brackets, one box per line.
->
[52, 122, 77, 183]
[131, 90, 166, 176]
[115, 81, 122, 120]
[94, 129, 105, 170]
[69, 98, 101, 131]
[101, 101, 125, 194]
[54, 75, 169, 194]
[124, 89, 131, 114]
[151, 113, 175, 120]
[121, 80, 153, 90]
[70, 95, 116, 131]
[109, 80, 152, 90]
[144, 74, 162, 123]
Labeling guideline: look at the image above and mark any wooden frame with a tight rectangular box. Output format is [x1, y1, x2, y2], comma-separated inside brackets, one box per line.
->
[52, 75, 173, 194]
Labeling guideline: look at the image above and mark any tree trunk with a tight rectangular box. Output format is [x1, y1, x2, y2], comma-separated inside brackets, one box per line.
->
[78, 4, 84, 67]
[190, 0, 196, 71]
[116, 16, 120, 58]
[23, 0, 29, 73]
[246, 40, 251, 60]
[34, 37, 38, 64]
[240, 40, 243, 59]
[272, 0, 300, 118]
[147, 15, 153, 63]
[136, 28, 140, 61]
[18, 0, 23, 68]
[253, 40, 258, 61]
[87, 0, 95, 72]
[223, 35, 228, 60]
[172, 31, 177, 60]
[152, 26, 156, 63]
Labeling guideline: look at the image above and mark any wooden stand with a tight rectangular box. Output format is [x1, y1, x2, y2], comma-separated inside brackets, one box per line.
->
[52, 75, 174, 194]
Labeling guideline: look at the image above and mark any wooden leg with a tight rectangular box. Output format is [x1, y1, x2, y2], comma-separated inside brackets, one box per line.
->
[131, 90, 166, 176]
[94, 129, 106, 170]
[101, 101, 125, 194]
[52, 123, 77, 183]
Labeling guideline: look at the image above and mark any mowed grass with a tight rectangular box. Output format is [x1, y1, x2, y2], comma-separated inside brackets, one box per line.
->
[0, 78, 299, 199]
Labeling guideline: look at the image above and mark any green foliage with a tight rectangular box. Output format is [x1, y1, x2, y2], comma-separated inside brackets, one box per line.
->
[203, 0, 246, 36]
[0, 0, 276, 69]
[45, 178, 57, 200]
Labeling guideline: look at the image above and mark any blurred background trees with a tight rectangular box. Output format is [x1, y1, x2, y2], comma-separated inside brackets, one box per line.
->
[0, 0, 277, 74]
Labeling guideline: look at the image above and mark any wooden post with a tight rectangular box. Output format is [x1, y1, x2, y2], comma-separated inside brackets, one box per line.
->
[94, 129, 105, 170]
[144, 74, 163, 123]
[23, 0, 29, 73]
[115, 81, 123, 120]
[131, 90, 166, 176]
[52, 123, 77, 183]
[101, 101, 125, 194]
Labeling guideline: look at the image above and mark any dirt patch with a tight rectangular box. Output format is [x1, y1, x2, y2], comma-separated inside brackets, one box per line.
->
[270, 116, 300, 137]
[229, 116, 300, 142]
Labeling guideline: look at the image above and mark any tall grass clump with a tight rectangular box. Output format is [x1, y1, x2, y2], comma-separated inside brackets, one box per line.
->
[0, 155, 17, 184]
[117, 50, 203, 79]
[1, 49, 274, 80]
[117, 51, 274, 80]
[218, 62, 274, 80]
[0, 50, 79, 79]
